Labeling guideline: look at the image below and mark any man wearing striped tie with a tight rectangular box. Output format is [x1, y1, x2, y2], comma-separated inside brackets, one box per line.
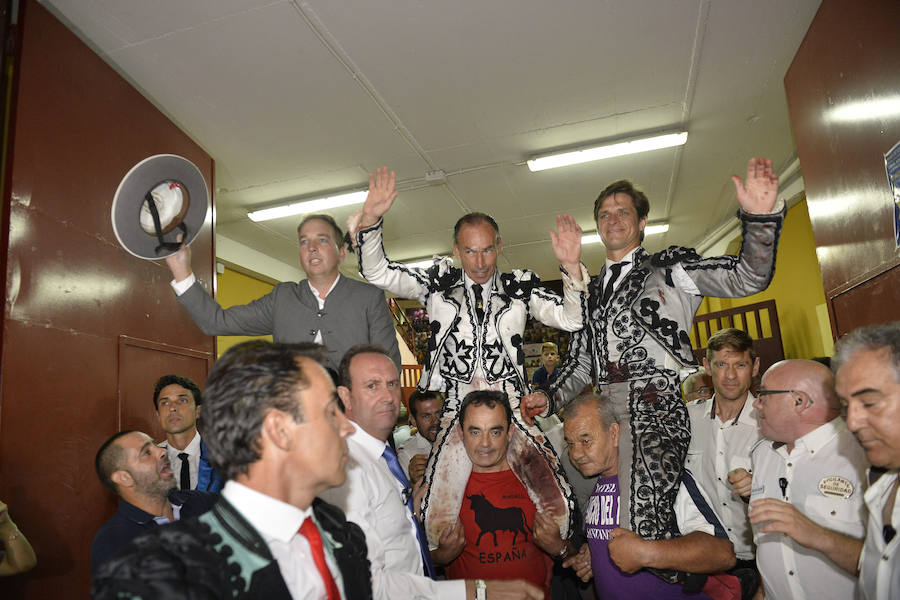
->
[93, 341, 371, 600]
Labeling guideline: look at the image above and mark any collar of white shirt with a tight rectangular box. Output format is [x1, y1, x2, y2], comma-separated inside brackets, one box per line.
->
[162, 430, 201, 456]
[307, 273, 341, 306]
[709, 393, 758, 426]
[783, 416, 847, 455]
[221, 480, 311, 545]
[349, 422, 389, 460]
[463, 272, 493, 299]
[604, 246, 640, 270]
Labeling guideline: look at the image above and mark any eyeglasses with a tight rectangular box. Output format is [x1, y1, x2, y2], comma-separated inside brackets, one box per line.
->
[756, 389, 804, 405]
[694, 387, 714, 398]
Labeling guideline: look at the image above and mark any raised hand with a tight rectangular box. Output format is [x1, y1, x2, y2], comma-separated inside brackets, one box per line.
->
[359, 166, 398, 228]
[164, 233, 193, 282]
[731, 157, 779, 214]
[550, 214, 583, 279]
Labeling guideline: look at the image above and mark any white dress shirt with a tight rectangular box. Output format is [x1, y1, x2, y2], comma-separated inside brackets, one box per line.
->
[161, 430, 201, 490]
[319, 425, 465, 600]
[397, 433, 433, 480]
[686, 394, 761, 559]
[306, 274, 341, 344]
[859, 469, 900, 600]
[750, 418, 868, 600]
[222, 481, 346, 600]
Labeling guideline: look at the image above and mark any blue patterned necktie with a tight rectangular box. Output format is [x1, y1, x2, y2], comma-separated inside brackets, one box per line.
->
[381, 446, 437, 578]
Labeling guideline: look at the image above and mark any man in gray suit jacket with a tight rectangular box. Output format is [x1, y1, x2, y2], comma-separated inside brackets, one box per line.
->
[164, 213, 400, 372]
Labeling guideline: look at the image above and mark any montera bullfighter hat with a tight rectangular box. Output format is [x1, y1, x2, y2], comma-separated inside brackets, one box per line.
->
[111, 154, 209, 260]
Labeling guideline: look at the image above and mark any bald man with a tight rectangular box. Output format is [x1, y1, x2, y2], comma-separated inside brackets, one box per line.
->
[748, 359, 868, 600]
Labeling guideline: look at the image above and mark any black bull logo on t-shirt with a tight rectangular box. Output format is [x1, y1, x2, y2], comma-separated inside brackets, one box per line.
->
[466, 493, 532, 546]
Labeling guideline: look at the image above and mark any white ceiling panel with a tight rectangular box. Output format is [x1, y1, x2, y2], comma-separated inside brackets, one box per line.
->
[40, 0, 823, 284]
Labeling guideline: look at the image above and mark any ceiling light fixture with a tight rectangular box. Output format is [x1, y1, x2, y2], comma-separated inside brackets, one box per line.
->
[247, 189, 368, 222]
[527, 131, 688, 172]
[582, 223, 669, 244]
[826, 95, 900, 123]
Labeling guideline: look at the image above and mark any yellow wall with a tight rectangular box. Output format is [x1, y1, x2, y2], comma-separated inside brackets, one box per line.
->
[696, 199, 830, 359]
[215, 267, 274, 356]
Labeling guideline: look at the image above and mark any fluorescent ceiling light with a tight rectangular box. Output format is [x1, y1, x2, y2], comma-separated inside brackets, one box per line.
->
[527, 131, 688, 172]
[582, 223, 669, 244]
[826, 95, 900, 123]
[248, 190, 367, 222]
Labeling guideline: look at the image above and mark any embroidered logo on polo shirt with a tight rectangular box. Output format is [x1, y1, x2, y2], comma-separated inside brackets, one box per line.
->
[818, 476, 854, 499]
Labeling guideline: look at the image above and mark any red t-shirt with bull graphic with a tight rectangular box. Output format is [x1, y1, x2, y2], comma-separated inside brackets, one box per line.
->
[446, 469, 551, 596]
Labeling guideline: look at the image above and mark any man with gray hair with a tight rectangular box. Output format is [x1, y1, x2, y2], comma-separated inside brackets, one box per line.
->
[749, 359, 868, 599]
[563, 393, 739, 599]
[834, 320, 900, 600]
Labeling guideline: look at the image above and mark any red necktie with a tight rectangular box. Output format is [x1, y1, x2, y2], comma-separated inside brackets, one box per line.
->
[299, 517, 342, 600]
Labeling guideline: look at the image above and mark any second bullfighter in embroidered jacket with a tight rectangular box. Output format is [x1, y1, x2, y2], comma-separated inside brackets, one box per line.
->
[350, 167, 588, 548]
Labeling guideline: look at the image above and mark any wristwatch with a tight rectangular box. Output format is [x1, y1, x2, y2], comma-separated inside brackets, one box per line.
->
[475, 579, 486, 600]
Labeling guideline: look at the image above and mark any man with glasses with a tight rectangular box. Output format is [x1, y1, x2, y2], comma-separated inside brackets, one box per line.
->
[748, 359, 867, 599]
[833, 321, 900, 600]
[682, 368, 713, 403]
[686, 328, 761, 568]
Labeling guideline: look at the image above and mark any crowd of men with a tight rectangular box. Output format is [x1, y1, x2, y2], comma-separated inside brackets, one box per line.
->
[86, 162, 900, 600]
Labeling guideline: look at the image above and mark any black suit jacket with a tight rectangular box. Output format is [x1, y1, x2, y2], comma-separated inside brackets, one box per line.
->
[92, 496, 372, 600]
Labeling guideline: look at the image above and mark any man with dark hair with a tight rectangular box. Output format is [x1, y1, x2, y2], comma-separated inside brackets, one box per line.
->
[436, 390, 561, 598]
[153, 374, 223, 493]
[834, 320, 900, 600]
[523, 159, 783, 577]
[164, 212, 400, 372]
[749, 359, 867, 600]
[90, 430, 216, 576]
[93, 341, 370, 600]
[321, 346, 541, 600]
[352, 167, 586, 549]
[398, 390, 443, 483]
[562, 394, 740, 599]
[685, 328, 760, 566]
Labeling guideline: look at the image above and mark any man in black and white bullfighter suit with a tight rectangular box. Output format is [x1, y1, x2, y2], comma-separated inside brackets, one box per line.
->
[522, 158, 784, 581]
[350, 167, 587, 549]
